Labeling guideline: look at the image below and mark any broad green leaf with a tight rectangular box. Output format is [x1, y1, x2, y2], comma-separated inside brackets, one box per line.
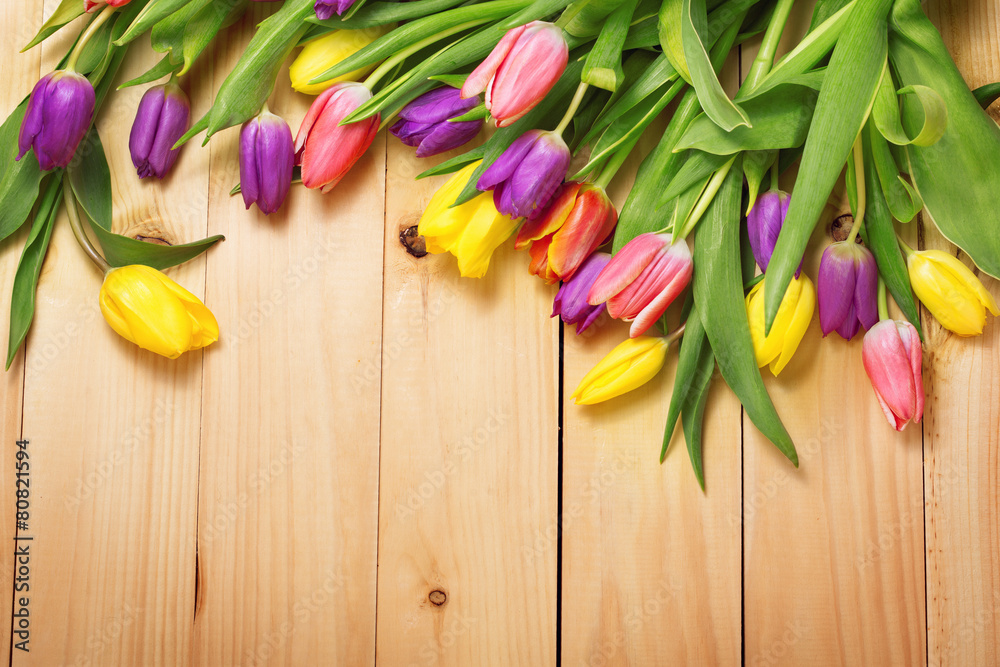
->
[581, 0, 637, 91]
[658, 0, 690, 82]
[890, 0, 1000, 280]
[90, 228, 225, 270]
[7, 177, 63, 370]
[661, 303, 711, 461]
[680, 0, 749, 131]
[867, 125, 921, 222]
[115, 0, 198, 46]
[0, 100, 45, 244]
[562, 0, 630, 38]
[660, 151, 729, 203]
[973, 82, 1000, 110]
[872, 64, 947, 147]
[23, 0, 84, 51]
[177, 0, 249, 74]
[763, 0, 892, 331]
[808, 0, 852, 33]
[622, 15, 659, 49]
[67, 130, 113, 230]
[693, 155, 797, 465]
[680, 340, 714, 489]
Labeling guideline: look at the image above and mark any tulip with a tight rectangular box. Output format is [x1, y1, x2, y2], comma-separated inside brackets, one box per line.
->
[552, 252, 610, 334]
[587, 233, 692, 338]
[85, 0, 132, 11]
[314, 0, 356, 19]
[571, 336, 670, 405]
[100, 265, 219, 359]
[239, 110, 295, 215]
[289, 28, 391, 95]
[461, 21, 568, 128]
[418, 161, 519, 278]
[477, 130, 570, 220]
[295, 82, 378, 193]
[907, 249, 999, 336]
[745, 274, 815, 376]
[128, 81, 190, 180]
[17, 70, 95, 171]
[515, 182, 617, 284]
[817, 241, 879, 340]
[862, 320, 924, 430]
[746, 190, 801, 275]
[389, 87, 482, 158]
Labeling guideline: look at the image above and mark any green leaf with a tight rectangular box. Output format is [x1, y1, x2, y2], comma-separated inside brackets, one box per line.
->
[763, 0, 893, 332]
[660, 151, 729, 204]
[7, 177, 63, 370]
[871, 64, 948, 147]
[315, 0, 471, 29]
[0, 100, 45, 244]
[658, 0, 690, 82]
[743, 149, 776, 213]
[115, 0, 198, 46]
[808, 0, 852, 33]
[67, 130, 113, 231]
[680, 0, 749, 131]
[416, 146, 486, 179]
[661, 303, 711, 460]
[693, 155, 797, 465]
[23, 0, 84, 51]
[562, 0, 631, 38]
[581, 0, 637, 91]
[499, 0, 573, 30]
[973, 82, 1000, 110]
[90, 229, 225, 270]
[867, 124, 921, 223]
[119, 54, 182, 89]
[680, 342, 714, 490]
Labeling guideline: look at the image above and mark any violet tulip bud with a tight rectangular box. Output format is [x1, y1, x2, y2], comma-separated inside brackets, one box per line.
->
[461, 21, 568, 128]
[817, 240, 879, 340]
[389, 87, 482, 158]
[240, 110, 294, 215]
[747, 190, 801, 275]
[553, 252, 610, 334]
[315, 0, 356, 19]
[862, 320, 924, 431]
[128, 81, 190, 180]
[477, 130, 570, 220]
[17, 70, 95, 171]
[295, 82, 379, 193]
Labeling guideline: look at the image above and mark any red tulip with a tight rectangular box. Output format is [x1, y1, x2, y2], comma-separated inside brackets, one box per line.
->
[294, 82, 378, 193]
[515, 182, 617, 284]
[85, 0, 132, 11]
[460, 21, 568, 128]
[862, 320, 924, 431]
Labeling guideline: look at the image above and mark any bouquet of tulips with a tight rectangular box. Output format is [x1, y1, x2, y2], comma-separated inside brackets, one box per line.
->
[5, 0, 1000, 484]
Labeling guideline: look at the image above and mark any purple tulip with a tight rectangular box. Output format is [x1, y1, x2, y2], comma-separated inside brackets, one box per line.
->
[477, 129, 570, 220]
[747, 190, 802, 276]
[553, 252, 611, 334]
[17, 70, 95, 171]
[314, 0, 355, 19]
[817, 241, 879, 340]
[129, 81, 190, 180]
[389, 87, 482, 158]
[239, 110, 295, 215]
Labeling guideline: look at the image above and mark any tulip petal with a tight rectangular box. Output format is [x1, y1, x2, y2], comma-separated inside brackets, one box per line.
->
[571, 336, 668, 404]
[546, 185, 616, 282]
[587, 233, 667, 306]
[487, 22, 567, 126]
[477, 130, 539, 190]
[862, 320, 918, 427]
[855, 248, 880, 330]
[818, 243, 856, 336]
[770, 275, 814, 375]
[461, 24, 527, 99]
[515, 182, 579, 249]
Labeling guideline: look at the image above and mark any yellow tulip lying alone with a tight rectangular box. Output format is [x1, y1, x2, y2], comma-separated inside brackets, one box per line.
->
[100, 265, 219, 359]
[907, 249, 999, 336]
[572, 336, 670, 405]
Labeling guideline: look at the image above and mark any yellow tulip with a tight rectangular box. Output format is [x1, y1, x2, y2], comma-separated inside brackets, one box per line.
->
[907, 249, 999, 336]
[571, 336, 669, 405]
[290, 27, 393, 95]
[418, 161, 519, 278]
[100, 265, 219, 359]
[746, 274, 815, 376]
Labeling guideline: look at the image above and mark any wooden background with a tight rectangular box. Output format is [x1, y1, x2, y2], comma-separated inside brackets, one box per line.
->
[0, 0, 997, 664]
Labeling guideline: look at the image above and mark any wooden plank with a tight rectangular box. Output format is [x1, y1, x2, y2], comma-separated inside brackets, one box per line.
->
[375, 140, 559, 663]
[0, 1, 42, 659]
[192, 6, 383, 665]
[10, 2, 210, 663]
[920, 0, 1000, 664]
[561, 54, 743, 666]
[741, 7, 925, 665]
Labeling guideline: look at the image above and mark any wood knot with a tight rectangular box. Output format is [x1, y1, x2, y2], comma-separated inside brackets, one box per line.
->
[829, 214, 862, 244]
[121, 221, 176, 246]
[400, 225, 427, 258]
[428, 590, 447, 606]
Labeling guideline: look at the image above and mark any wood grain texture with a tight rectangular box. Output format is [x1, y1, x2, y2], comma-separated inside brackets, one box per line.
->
[921, 1, 1000, 664]
[560, 54, 743, 667]
[193, 7, 383, 665]
[375, 138, 558, 666]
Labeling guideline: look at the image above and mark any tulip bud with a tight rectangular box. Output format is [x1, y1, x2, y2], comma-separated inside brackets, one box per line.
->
[85, 0, 132, 12]
[515, 182, 617, 284]
[17, 70, 95, 171]
[417, 161, 519, 278]
[294, 82, 379, 193]
[461, 21, 568, 128]
[587, 233, 692, 338]
[477, 130, 570, 220]
[746, 274, 815, 376]
[817, 241, 879, 340]
[240, 110, 295, 215]
[862, 320, 924, 431]
[314, 0, 356, 19]
[907, 249, 999, 336]
[571, 336, 670, 405]
[390, 87, 482, 158]
[746, 190, 800, 275]
[552, 252, 610, 334]
[100, 265, 219, 359]
[290, 28, 391, 95]
[128, 81, 190, 180]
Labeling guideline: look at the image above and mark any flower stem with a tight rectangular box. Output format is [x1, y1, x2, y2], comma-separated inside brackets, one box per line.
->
[554, 81, 589, 137]
[66, 4, 117, 72]
[846, 134, 866, 245]
[63, 179, 111, 274]
[364, 20, 486, 91]
[742, 0, 797, 94]
[675, 156, 737, 241]
[896, 232, 915, 257]
[770, 151, 780, 190]
[593, 133, 641, 189]
[665, 322, 687, 345]
[877, 276, 889, 321]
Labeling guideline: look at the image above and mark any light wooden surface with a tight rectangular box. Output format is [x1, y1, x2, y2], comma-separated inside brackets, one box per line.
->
[0, 1, 997, 665]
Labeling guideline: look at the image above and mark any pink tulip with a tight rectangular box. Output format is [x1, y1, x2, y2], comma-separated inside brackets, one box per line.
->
[461, 21, 568, 128]
[862, 320, 924, 431]
[587, 233, 693, 338]
[294, 82, 378, 193]
[85, 0, 132, 11]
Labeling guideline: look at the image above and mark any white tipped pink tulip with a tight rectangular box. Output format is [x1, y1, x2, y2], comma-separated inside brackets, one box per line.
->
[862, 320, 924, 431]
